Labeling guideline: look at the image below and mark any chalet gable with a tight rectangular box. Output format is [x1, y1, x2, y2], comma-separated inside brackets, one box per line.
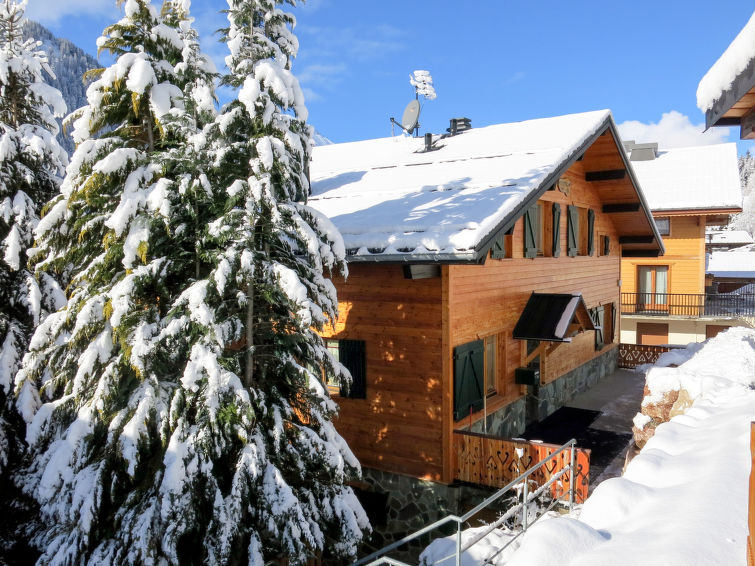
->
[309, 110, 664, 262]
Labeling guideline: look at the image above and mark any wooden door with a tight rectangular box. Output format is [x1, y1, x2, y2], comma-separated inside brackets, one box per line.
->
[706, 325, 729, 339]
[637, 322, 669, 346]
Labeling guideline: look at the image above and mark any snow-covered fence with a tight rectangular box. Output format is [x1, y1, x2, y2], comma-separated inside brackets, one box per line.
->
[618, 343, 683, 369]
[452, 430, 590, 504]
[354, 439, 583, 566]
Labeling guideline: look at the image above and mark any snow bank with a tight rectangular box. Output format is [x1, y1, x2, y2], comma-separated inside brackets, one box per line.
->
[422, 327, 755, 566]
[697, 10, 755, 112]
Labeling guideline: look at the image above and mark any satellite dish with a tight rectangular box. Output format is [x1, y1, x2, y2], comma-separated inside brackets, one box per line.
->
[401, 99, 420, 132]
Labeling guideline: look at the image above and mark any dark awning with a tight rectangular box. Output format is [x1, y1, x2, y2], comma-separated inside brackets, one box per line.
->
[513, 293, 595, 342]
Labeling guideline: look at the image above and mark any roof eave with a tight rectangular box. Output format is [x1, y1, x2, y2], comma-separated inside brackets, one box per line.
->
[704, 55, 755, 130]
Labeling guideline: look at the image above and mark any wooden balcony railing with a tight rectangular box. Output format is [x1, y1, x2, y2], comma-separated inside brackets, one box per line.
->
[621, 292, 755, 318]
[452, 430, 590, 503]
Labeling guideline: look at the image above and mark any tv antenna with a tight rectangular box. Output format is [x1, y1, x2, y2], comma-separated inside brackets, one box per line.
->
[390, 70, 436, 137]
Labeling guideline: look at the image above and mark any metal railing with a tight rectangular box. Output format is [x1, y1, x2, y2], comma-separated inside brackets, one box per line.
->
[621, 292, 755, 318]
[353, 439, 579, 566]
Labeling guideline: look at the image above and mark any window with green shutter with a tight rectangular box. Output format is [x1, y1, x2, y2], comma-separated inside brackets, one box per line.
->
[587, 209, 595, 256]
[491, 233, 506, 259]
[590, 306, 605, 350]
[326, 339, 366, 399]
[552, 203, 561, 257]
[453, 340, 485, 420]
[567, 205, 579, 256]
[523, 207, 538, 258]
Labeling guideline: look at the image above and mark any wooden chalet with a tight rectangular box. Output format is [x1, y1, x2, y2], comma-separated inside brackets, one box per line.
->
[308, 110, 662, 503]
[619, 142, 745, 346]
[698, 11, 755, 139]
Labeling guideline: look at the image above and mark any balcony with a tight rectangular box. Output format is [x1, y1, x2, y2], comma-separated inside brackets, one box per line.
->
[621, 292, 755, 318]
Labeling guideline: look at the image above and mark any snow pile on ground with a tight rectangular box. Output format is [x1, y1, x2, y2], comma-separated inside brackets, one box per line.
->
[697, 10, 755, 112]
[422, 327, 755, 565]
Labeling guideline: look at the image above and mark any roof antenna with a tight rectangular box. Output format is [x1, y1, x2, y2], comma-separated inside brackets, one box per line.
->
[390, 70, 437, 137]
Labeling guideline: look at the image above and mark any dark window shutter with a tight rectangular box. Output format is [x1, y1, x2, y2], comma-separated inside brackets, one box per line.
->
[603, 235, 610, 256]
[339, 340, 366, 398]
[453, 340, 485, 420]
[551, 203, 561, 257]
[591, 306, 604, 350]
[524, 207, 537, 258]
[611, 302, 617, 342]
[491, 233, 506, 259]
[587, 209, 595, 256]
[567, 205, 578, 256]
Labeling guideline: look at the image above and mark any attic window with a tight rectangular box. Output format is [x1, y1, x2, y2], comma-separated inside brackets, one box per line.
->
[655, 217, 670, 236]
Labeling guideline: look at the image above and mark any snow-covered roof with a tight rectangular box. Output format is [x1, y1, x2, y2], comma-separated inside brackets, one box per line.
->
[707, 229, 754, 245]
[628, 143, 742, 212]
[706, 250, 755, 278]
[309, 110, 614, 262]
[697, 10, 755, 112]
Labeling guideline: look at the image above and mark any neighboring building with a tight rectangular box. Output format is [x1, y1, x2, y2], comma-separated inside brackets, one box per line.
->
[308, 110, 662, 534]
[706, 228, 754, 252]
[619, 142, 743, 345]
[697, 10, 755, 138]
[707, 249, 755, 293]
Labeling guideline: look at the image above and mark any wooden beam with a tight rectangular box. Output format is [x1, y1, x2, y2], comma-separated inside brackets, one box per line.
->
[585, 169, 626, 182]
[621, 249, 661, 257]
[619, 235, 655, 244]
[602, 202, 641, 213]
[741, 107, 755, 140]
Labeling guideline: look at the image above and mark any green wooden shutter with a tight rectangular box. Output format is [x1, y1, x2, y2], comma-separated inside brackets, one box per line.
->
[339, 340, 366, 398]
[603, 235, 610, 256]
[587, 209, 595, 256]
[453, 340, 485, 420]
[567, 205, 578, 257]
[552, 203, 561, 257]
[524, 207, 537, 258]
[491, 233, 506, 259]
[611, 302, 617, 342]
[592, 306, 604, 350]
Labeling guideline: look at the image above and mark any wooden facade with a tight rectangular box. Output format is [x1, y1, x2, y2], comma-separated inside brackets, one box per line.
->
[322, 156, 624, 484]
[620, 214, 707, 297]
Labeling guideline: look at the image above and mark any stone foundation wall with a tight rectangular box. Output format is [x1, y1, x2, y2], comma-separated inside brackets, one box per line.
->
[465, 346, 618, 437]
[356, 468, 499, 561]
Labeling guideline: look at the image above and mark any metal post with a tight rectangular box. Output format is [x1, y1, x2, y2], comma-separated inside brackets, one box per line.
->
[456, 521, 462, 566]
[569, 442, 576, 511]
[522, 478, 529, 531]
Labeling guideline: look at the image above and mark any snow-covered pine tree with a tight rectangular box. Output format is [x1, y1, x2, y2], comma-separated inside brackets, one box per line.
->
[0, 0, 66, 485]
[16, 0, 368, 563]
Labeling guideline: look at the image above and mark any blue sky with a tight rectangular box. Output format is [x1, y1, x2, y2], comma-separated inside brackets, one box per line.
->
[23, 0, 755, 151]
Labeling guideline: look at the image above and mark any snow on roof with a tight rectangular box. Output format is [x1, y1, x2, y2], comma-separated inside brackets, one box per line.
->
[628, 143, 742, 212]
[706, 250, 755, 278]
[697, 10, 755, 112]
[309, 110, 611, 260]
[707, 229, 754, 245]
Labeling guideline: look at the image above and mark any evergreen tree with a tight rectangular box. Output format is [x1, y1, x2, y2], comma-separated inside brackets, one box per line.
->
[0, 0, 66, 495]
[733, 151, 755, 236]
[16, 0, 368, 563]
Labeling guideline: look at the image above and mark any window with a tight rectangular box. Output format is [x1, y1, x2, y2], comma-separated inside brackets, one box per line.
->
[655, 217, 670, 236]
[551, 203, 561, 257]
[324, 339, 366, 398]
[589, 304, 615, 350]
[453, 336, 497, 420]
[484, 335, 496, 395]
[600, 235, 611, 256]
[523, 204, 544, 258]
[567, 205, 579, 256]
[638, 265, 669, 309]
